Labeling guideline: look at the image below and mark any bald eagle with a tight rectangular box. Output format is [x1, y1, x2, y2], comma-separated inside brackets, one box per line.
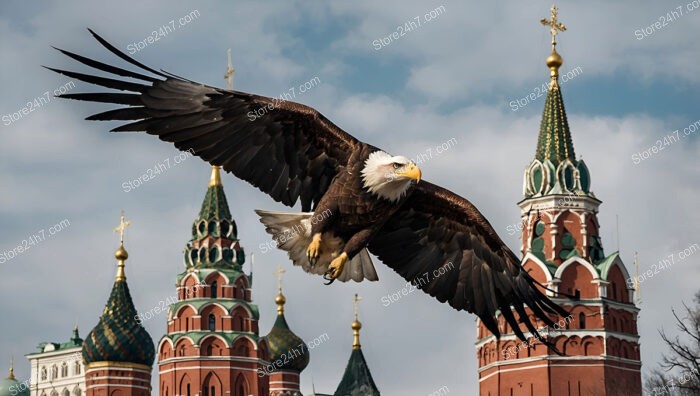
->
[49, 30, 570, 348]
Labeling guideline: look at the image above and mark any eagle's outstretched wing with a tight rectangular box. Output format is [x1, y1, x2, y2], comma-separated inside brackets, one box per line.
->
[48, 29, 361, 212]
[51, 30, 570, 348]
[368, 181, 570, 350]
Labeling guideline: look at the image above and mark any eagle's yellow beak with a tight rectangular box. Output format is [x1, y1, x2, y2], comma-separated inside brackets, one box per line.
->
[398, 163, 422, 182]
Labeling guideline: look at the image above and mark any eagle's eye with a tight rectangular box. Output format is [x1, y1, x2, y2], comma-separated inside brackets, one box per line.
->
[392, 162, 401, 169]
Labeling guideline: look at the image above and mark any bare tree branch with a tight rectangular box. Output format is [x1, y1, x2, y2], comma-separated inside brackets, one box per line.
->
[645, 291, 700, 395]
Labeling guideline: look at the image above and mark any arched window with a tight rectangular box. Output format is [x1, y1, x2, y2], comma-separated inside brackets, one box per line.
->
[72, 387, 81, 396]
[579, 312, 586, 329]
[62, 389, 70, 396]
[187, 384, 191, 396]
[61, 363, 68, 377]
[211, 281, 218, 298]
[74, 361, 81, 375]
[51, 365, 58, 379]
[41, 367, 47, 381]
[209, 314, 216, 331]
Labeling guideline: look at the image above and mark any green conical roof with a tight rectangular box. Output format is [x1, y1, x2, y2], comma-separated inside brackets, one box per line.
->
[184, 167, 245, 271]
[523, 47, 595, 199]
[535, 79, 575, 166]
[82, 248, 154, 366]
[198, 166, 232, 222]
[333, 349, 380, 396]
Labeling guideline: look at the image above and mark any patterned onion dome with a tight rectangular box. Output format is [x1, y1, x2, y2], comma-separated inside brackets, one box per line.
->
[264, 293, 310, 372]
[82, 245, 155, 366]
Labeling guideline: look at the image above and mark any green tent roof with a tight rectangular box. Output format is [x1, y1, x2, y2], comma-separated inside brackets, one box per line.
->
[535, 81, 575, 166]
[334, 349, 380, 396]
[199, 184, 232, 222]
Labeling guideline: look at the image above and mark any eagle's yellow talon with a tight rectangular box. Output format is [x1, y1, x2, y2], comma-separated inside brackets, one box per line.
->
[307, 233, 322, 265]
[327, 252, 348, 280]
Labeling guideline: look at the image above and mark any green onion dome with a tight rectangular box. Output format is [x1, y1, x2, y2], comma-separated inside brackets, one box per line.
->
[263, 292, 310, 373]
[82, 244, 155, 366]
[0, 360, 29, 396]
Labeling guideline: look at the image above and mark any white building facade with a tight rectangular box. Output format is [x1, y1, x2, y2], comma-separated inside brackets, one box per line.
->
[26, 328, 85, 396]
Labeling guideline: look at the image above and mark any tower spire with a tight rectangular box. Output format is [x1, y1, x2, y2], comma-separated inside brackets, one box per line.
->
[540, 4, 566, 85]
[274, 265, 287, 315]
[7, 355, 15, 380]
[333, 293, 380, 395]
[352, 293, 363, 350]
[529, 4, 577, 168]
[634, 251, 641, 304]
[209, 165, 222, 187]
[112, 210, 131, 281]
[224, 48, 235, 90]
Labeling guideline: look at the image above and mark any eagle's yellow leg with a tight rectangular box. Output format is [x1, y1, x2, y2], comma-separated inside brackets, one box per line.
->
[326, 252, 348, 280]
[307, 233, 322, 265]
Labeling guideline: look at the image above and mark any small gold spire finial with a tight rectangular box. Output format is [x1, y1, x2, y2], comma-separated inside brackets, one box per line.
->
[274, 265, 286, 315]
[540, 4, 566, 83]
[352, 293, 363, 350]
[114, 210, 131, 245]
[634, 252, 641, 305]
[224, 48, 235, 90]
[113, 211, 131, 281]
[209, 166, 222, 187]
[7, 356, 15, 380]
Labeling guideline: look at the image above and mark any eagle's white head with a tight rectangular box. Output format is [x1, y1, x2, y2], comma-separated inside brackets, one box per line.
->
[361, 151, 422, 202]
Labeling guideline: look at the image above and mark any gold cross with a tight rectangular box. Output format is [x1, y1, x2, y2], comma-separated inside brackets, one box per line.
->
[275, 265, 286, 292]
[353, 293, 363, 320]
[224, 48, 235, 90]
[540, 4, 566, 49]
[113, 210, 131, 244]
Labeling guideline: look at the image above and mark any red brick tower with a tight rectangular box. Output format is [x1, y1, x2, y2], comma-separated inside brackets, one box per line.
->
[476, 6, 642, 396]
[157, 167, 269, 396]
[82, 212, 155, 396]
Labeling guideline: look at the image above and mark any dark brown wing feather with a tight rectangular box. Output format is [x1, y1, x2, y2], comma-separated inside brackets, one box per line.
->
[49, 29, 361, 211]
[368, 181, 570, 351]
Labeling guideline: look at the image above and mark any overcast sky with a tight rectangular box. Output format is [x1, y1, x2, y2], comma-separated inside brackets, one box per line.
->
[1, 1, 698, 394]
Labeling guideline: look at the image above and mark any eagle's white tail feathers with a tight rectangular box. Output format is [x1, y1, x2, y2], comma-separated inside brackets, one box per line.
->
[254, 210, 378, 282]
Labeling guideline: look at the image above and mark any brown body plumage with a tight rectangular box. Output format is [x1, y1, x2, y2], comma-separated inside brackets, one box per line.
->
[313, 146, 408, 255]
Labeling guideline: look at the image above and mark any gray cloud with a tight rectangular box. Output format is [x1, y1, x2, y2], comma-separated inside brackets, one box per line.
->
[1, 1, 698, 394]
